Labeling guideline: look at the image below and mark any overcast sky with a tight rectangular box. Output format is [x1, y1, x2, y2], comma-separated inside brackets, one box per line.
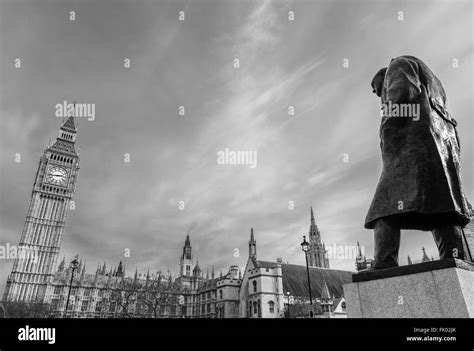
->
[1, 0, 472, 291]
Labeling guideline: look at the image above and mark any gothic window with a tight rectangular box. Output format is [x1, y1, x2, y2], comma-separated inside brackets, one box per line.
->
[253, 301, 257, 314]
[252, 280, 257, 293]
[269, 301, 275, 313]
[219, 290, 223, 299]
[81, 301, 89, 312]
[53, 286, 62, 295]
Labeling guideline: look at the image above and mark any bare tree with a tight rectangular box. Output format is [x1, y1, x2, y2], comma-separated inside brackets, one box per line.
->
[1, 300, 52, 318]
[139, 274, 182, 318]
[106, 277, 142, 318]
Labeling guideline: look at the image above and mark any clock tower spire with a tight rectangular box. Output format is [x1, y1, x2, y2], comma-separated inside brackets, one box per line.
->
[3, 117, 80, 302]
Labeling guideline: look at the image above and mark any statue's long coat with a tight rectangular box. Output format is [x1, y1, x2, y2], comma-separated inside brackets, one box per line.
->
[365, 56, 470, 230]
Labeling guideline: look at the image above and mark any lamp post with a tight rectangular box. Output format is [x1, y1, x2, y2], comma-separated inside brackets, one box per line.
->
[301, 235, 313, 317]
[286, 291, 291, 318]
[63, 257, 79, 318]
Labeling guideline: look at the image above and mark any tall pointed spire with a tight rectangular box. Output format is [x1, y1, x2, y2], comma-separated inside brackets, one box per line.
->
[307, 207, 328, 268]
[321, 278, 331, 300]
[249, 228, 257, 258]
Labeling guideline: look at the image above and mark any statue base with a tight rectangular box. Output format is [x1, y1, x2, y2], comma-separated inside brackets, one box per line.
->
[343, 258, 474, 318]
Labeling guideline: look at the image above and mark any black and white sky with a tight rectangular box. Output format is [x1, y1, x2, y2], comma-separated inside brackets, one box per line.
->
[1, 0, 473, 290]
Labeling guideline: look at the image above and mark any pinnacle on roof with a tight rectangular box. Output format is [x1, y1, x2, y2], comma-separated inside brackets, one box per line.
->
[311, 207, 315, 225]
[407, 255, 413, 265]
[193, 260, 201, 273]
[60, 116, 77, 133]
[250, 227, 255, 242]
[321, 278, 331, 300]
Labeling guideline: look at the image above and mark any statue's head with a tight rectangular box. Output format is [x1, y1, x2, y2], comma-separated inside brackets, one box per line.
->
[371, 67, 387, 97]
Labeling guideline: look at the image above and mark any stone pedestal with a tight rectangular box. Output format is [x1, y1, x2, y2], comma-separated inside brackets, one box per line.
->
[343, 258, 474, 318]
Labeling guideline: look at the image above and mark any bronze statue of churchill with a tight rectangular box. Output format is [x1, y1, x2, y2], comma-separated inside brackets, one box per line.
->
[366, 55, 471, 269]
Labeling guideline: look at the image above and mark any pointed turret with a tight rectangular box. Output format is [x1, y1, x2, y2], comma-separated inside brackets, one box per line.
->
[81, 261, 86, 278]
[115, 261, 122, 276]
[249, 228, 257, 258]
[321, 278, 331, 301]
[101, 262, 107, 275]
[308, 207, 320, 241]
[320, 277, 333, 315]
[61, 116, 77, 133]
[211, 266, 215, 279]
[57, 257, 66, 272]
[407, 255, 413, 265]
[50, 115, 78, 155]
[307, 207, 328, 268]
[193, 261, 201, 277]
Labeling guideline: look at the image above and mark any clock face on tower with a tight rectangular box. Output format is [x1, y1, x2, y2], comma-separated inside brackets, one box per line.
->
[45, 165, 68, 186]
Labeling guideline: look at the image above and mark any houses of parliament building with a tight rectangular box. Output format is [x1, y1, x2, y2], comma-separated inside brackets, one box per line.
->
[2, 117, 354, 318]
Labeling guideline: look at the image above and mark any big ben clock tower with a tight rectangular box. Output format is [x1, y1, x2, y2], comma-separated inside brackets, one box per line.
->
[3, 116, 80, 302]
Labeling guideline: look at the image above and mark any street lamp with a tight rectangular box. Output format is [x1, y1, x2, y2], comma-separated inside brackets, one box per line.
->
[286, 291, 291, 318]
[301, 235, 313, 317]
[63, 257, 79, 318]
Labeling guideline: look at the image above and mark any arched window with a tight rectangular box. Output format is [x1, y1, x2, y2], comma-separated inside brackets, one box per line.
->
[253, 301, 257, 314]
[219, 290, 223, 299]
[252, 280, 257, 293]
[268, 301, 275, 313]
